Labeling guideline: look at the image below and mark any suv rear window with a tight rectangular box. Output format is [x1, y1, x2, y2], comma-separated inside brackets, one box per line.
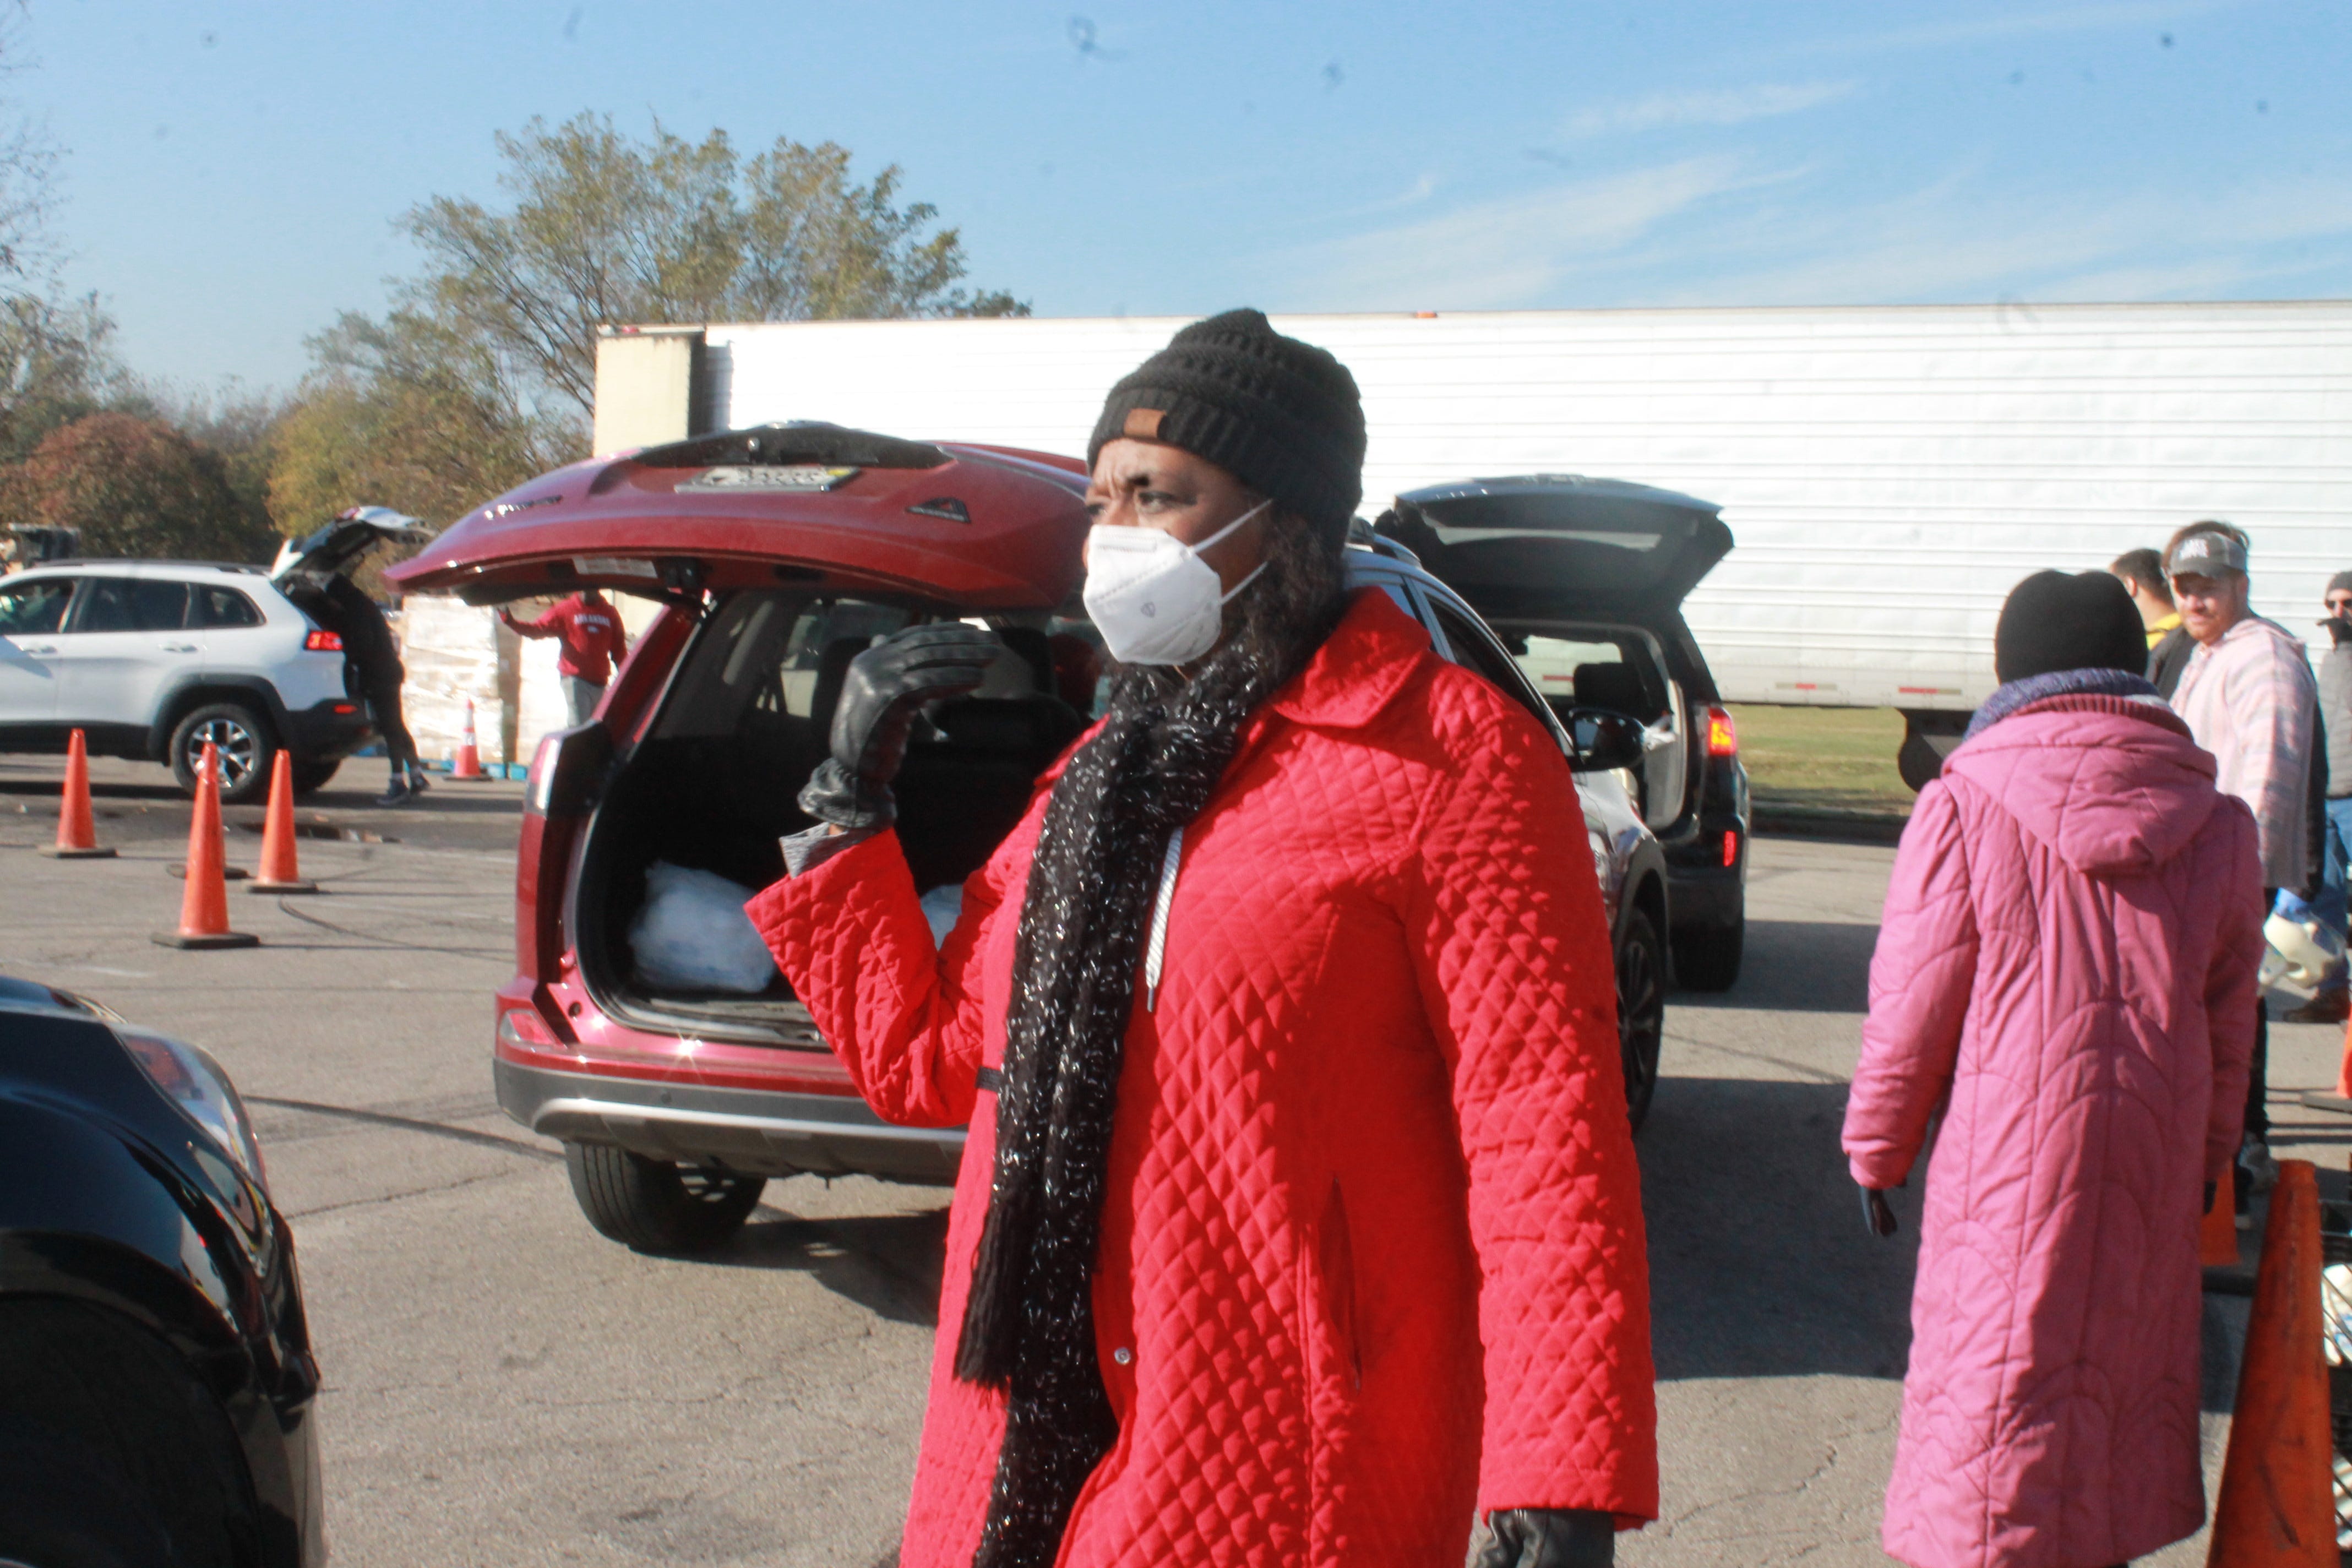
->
[658, 594, 914, 739]
[191, 585, 263, 628]
[72, 577, 190, 633]
[1500, 630, 1668, 723]
[0, 579, 70, 634]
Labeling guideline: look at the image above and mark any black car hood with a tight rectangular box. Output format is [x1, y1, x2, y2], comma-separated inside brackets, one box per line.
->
[1373, 474, 1730, 621]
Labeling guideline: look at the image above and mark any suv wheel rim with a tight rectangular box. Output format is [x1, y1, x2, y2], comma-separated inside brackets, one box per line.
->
[1618, 930, 1663, 1113]
[187, 717, 259, 790]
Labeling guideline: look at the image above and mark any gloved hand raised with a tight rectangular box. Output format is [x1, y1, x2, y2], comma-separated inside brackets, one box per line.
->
[798, 623, 1001, 829]
[1467, 1507, 1614, 1567]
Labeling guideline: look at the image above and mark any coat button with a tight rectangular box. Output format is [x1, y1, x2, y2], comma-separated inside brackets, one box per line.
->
[1112, 1347, 1133, 1366]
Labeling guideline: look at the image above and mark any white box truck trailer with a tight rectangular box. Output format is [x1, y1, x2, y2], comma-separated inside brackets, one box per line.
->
[593, 301, 2352, 782]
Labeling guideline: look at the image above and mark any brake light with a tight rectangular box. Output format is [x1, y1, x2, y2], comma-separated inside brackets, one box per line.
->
[332, 703, 357, 715]
[1723, 829, 1740, 868]
[1705, 705, 1738, 758]
[497, 1006, 558, 1048]
[304, 629, 343, 651]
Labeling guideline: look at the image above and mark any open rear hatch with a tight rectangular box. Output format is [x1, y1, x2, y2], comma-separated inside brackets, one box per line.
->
[385, 422, 1090, 611]
[1371, 474, 1729, 622]
[407, 423, 1096, 1048]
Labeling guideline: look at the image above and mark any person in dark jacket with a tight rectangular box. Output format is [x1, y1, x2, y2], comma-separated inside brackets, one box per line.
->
[313, 571, 427, 806]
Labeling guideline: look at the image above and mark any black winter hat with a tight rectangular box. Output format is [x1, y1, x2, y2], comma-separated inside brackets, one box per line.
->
[1994, 570, 2149, 684]
[1088, 308, 1367, 539]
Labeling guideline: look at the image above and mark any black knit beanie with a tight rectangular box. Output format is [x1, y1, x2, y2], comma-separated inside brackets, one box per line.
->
[1088, 308, 1366, 541]
[1994, 570, 2150, 684]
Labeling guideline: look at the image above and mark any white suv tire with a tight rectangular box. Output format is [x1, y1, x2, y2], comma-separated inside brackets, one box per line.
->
[167, 701, 277, 805]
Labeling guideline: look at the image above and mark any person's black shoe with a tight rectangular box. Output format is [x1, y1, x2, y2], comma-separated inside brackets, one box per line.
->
[405, 768, 432, 799]
[374, 778, 413, 807]
[2284, 990, 2351, 1025]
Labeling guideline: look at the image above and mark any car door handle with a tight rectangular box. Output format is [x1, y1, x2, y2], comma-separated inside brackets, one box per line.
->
[159, 643, 200, 654]
[19, 644, 58, 656]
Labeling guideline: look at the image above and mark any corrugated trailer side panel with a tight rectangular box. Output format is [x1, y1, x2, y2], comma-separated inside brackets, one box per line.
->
[704, 302, 2352, 710]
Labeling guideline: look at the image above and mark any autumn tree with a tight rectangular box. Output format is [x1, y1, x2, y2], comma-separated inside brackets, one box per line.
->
[0, 412, 277, 562]
[274, 113, 1026, 532]
[406, 113, 1026, 422]
[268, 311, 573, 533]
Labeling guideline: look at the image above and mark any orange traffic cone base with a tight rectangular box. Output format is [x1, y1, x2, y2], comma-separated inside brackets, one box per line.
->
[152, 928, 260, 950]
[249, 875, 317, 894]
[38, 843, 116, 859]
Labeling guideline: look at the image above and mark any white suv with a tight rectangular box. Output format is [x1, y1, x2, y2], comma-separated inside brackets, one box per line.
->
[0, 560, 373, 803]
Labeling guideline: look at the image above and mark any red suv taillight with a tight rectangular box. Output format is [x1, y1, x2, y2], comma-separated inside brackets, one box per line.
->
[304, 629, 343, 651]
[498, 1006, 559, 1048]
[1705, 705, 1738, 758]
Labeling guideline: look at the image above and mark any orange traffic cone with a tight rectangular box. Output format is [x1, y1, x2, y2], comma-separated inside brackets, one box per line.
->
[2201, 1174, 2242, 1268]
[451, 698, 487, 780]
[2206, 1158, 2334, 1566]
[248, 750, 317, 895]
[39, 728, 116, 859]
[153, 742, 259, 950]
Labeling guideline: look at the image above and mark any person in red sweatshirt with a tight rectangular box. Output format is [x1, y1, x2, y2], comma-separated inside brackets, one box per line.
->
[500, 585, 630, 726]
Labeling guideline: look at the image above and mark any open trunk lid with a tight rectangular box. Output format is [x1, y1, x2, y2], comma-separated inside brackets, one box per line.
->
[1372, 474, 1731, 622]
[386, 422, 1090, 612]
[270, 506, 434, 582]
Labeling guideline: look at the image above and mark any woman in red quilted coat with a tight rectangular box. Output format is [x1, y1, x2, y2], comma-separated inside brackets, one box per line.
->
[1844, 570, 2263, 1568]
[749, 311, 1656, 1567]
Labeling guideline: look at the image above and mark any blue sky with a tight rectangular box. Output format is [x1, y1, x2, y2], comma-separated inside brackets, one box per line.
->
[18, 0, 2348, 394]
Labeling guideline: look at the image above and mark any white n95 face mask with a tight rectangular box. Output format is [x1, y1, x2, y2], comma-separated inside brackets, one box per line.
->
[1081, 500, 1270, 666]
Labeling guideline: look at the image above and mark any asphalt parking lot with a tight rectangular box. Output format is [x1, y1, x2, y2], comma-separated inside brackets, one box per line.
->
[5, 753, 2344, 1566]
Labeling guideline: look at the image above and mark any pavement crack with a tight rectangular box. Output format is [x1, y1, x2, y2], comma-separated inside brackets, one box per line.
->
[285, 1164, 531, 1218]
[270, 899, 511, 958]
[247, 1095, 560, 1163]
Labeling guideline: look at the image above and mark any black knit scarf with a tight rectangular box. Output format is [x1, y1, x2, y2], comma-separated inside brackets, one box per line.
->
[952, 535, 1345, 1568]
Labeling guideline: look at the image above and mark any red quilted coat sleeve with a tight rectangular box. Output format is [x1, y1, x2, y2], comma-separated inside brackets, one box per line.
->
[1844, 781, 1979, 1191]
[1404, 688, 1659, 1523]
[744, 828, 1012, 1128]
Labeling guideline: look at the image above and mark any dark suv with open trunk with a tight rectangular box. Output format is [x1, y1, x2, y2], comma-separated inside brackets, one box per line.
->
[389, 423, 1672, 1253]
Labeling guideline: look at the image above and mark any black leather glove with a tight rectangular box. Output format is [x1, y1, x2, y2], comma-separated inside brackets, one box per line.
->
[1467, 1508, 1614, 1567]
[1860, 1185, 1899, 1239]
[798, 623, 1000, 829]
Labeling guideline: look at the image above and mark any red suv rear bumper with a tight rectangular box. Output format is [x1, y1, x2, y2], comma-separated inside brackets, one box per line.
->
[492, 982, 963, 1184]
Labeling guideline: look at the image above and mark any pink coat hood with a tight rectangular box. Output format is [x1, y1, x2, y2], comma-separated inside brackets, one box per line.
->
[1940, 695, 2219, 878]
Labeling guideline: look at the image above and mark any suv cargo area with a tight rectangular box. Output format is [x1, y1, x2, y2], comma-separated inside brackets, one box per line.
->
[574, 590, 1088, 1043]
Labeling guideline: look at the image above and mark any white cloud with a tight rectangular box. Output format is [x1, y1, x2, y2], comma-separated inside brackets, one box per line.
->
[1564, 81, 1858, 138]
[1266, 156, 1792, 311]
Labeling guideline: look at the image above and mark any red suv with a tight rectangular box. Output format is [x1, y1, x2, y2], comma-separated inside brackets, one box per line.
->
[390, 423, 1669, 1253]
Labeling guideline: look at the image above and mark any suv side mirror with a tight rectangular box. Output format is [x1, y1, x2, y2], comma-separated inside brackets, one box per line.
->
[1558, 706, 1649, 774]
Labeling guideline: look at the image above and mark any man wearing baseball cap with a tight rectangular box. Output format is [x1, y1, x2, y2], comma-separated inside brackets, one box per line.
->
[2166, 520, 2319, 1201]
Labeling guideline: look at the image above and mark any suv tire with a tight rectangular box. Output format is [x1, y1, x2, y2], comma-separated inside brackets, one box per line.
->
[168, 701, 276, 805]
[1672, 916, 1744, 993]
[290, 758, 341, 795]
[0, 1415, 175, 1568]
[564, 1141, 765, 1253]
[1616, 905, 1666, 1131]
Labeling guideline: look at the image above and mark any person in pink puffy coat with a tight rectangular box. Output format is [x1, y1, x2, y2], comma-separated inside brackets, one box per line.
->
[1844, 569, 2264, 1568]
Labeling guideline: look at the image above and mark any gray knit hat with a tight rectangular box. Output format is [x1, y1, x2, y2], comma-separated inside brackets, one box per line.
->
[1088, 309, 1366, 540]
